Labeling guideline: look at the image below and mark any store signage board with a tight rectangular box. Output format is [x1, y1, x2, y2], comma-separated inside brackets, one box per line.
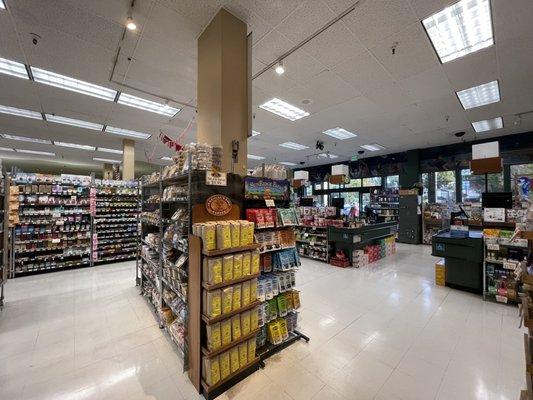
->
[472, 141, 499, 160]
[205, 195, 232, 216]
[265, 199, 275, 207]
[244, 176, 290, 200]
[206, 171, 227, 186]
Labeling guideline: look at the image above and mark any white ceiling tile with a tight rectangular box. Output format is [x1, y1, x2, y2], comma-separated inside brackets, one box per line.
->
[252, 68, 299, 96]
[229, 0, 305, 28]
[0, 14, 26, 61]
[222, 1, 274, 44]
[305, 70, 360, 111]
[442, 47, 498, 91]
[252, 30, 297, 65]
[361, 81, 414, 111]
[370, 22, 439, 81]
[157, 0, 223, 28]
[342, 0, 417, 49]
[406, 0, 454, 20]
[0, 78, 42, 111]
[252, 57, 267, 77]
[275, 0, 336, 44]
[277, 47, 326, 84]
[399, 65, 452, 101]
[321, 0, 356, 14]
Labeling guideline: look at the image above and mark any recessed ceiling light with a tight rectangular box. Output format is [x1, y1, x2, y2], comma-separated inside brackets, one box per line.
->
[423, 0, 494, 63]
[318, 153, 339, 159]
[279, 141, 309, 150]
[251, 130, 261, 137]
[323, 127, 357, 140]
[45, 114, 104, 131]
[105, 126, 151, 140]
[0, 57, 29, 80]
[161, 156, 173, 161]
[54, 141, 96, 151]
[360, 144, 385, 151]
[0, 134, 51, 144]
[457, 80, 500, 110]
[472, 117, 503, 133]
[97, 147, 123, 154]
[117, 93, 180, 117]
[275, 61, 285, 75]
[260, 98, 310, 121]
[279, 161, 297, 166]
[247, 154, 265, 160]
[16, 149, 55, 156]
[126, 17, 137, 30]
[93, 157, 121, 164]
[31, 67, 117, 101]
[0, 105, 43, 120]
[0, 0, 5, 10]
[0, 147, 14, 152]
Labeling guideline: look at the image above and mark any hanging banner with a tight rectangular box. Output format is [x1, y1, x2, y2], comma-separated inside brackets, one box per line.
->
[244, 177, 290, 200]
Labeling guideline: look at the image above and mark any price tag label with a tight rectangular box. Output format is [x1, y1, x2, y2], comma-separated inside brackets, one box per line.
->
[265, 199, 275, 207]
[71, 195, 77, 201]
[52, 212, 61, 218]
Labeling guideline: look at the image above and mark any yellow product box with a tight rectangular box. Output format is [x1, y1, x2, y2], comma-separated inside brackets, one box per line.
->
[232, 284, 242, 311]
[221, 286, 234, 315]
[233, 254, 243, 279]
[250, 278, 258, 302]
[250, 307, 259, 330]
[220, 319, 232, 346]
[216, 222, 232, 250]
[247, 338, 256, 363]
[435, 258, 445, 286]
[206, 322, 221, 351]
[238, 342, 248, 368]
[267, 320, 283, 345]
[230, 347, 240, 373]
[203, 290, 222, 318]
[203, 356, 221, 386]
[242, 252, 251, 276]
[230, 221, 241, 247]
[222, 255, 234, 282]
[241, 281, 251, 307]
[278, 318, 289, 341]
[231, 314, 242, 340]
[240, 310, 251, 335]
[219, 351, 231, 380]
[251, 250, 260, 274]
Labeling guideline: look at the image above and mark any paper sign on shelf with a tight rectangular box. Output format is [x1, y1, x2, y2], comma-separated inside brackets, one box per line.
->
[265, 199, 275, 207]
[206, 171, 227, 186]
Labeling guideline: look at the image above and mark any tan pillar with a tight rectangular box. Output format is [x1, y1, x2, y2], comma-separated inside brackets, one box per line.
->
[197, 8, 249, 174]
[103, 163, 113, 179]
[122, 139, 135, 180]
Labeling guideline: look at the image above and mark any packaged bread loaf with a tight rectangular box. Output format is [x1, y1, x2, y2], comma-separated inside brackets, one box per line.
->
[250, 307, 259, 330]
[240, 310, 251, 335]
[250, 278, 258, 302]
[204, 289, 222, 318]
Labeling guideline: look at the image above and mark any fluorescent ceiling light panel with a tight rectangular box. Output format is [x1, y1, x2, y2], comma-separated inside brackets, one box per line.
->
[279, 161, 297, 166]
[31, 67, 117, 101]
[323, 127, 357, 140]
[16, 149, 55, 156]
[0, 1, 5, 10]
[457, 80, 500, 109]
[279, 141, 309, 150]
[360, 144, 385, 151]
[318, 153, 339, 159]
[97, 147, 123, 154]
[0, 105, 43, 120]
[161, 156, 173, 161]
[472, 116, 503, 133]
[0, 147, 14, 152]
[117, 93, 180, 117]
[247, 154, 265, 160]
[251, 130, 261, 137]
[54, 141, 95, 151]
[422, 0, 494, 63]
[259, 98, 310, 121]
[93, 157, 121, 164]
[1, 134, 51, 144]
[0, 57, 29, 79]
[45, 114, 103, 131]
[105, 126, 151, 140]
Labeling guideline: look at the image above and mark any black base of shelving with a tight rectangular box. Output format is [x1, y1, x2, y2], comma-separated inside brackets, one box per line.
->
[93, 256, 137, 266]
[257, 330, 310, 368]
[13, 261, 91, 277]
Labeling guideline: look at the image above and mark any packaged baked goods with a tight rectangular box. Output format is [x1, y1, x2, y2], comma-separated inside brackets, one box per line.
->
[230, 347, 240, 373]
[278, 318, 289, 341]
[230, 221, 241, 247]
[221, 319, 232, 346]
[241, 280, 251, 307]
[232, 284, 242, 310]
[250, 307, 259, 330]
[240, 221, 255, 245]
[238, 342, 248, 368]
[240, 310, 251, 335]
[219, 351, 231, 380]
[251, 250, 260, 274]
[221, 286, 234, 315]
[204, 289, 222, 318]
[247, 338, 256, 363]
[231, 314, 241, 340]
[242, 252, 251, 276]
[216, 222, 232, 250]
[201, 223, 217, 251]
[222, 255, 234, 282]
[250, 278, 258, 302]
[267, 320, 283, 345]
[203, 257, 223, 285]
[206, 323, 222, 350]
[203, 356, 221, 386]
[233, 254, 243, 279]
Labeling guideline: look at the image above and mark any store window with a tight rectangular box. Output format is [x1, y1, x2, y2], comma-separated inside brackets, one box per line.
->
[385, 175, 399, 189]
[421, 173, 429, 203]
[461, 169, 505, 203]
[362, 193, 371, 210]
[510, 163, 533, 200]
[345, 178, 361, 188]
[343, 192, 360, 216]
[362, 177, 382, 187]
[435, 171, 456, 204]
[304, 185, 312, 196]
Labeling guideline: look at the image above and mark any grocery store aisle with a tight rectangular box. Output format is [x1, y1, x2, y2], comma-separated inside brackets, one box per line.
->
[0, 246, 526, 400]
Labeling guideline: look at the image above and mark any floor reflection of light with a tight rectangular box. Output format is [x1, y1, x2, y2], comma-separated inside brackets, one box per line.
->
[320, 317, 335, 327]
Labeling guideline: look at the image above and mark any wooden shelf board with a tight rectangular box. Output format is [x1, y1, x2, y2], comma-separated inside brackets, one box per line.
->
[202, 243, 260, 257]
[201, 357, 260, 394]
[202, 300, 261, 325]
[521, 231, 533, 240]
[201, 328, 259, 358]
[202, 273, 260, 291]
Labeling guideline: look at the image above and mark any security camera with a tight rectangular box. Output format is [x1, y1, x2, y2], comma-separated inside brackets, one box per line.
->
[358, 150, 365, 155]
[454, 131, 465, 137]
[30, 33, 41, 46]
[316, 140, 324, 151]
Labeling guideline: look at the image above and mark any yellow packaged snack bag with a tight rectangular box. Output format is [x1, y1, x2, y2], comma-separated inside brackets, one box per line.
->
[240, 311, 251, 335]
[232, 284, 242, 311]
[230, 347, 240, 373]
[250, 278, 258, 302]
[242, 252, 251, 276]
[221, 319, 232, 346]
[206, 323, 221, 350]
[221, 286, 234, 315]
[203, 356, 221, 386]
[250, 307, 259, 330]
[251, 250, 260, 274]
[202, 223, 217, 251]
[267, 320, 283, 345]
[219, 351, 231, 380]
[241, 280, 251, 307]
[247, 338, 256, 363]
[203, 258, 223, 285]
[230, 221, 241, 247]
[205, 290, 222, 318]
[238, 342, 248, 368]
[216, 222, 232, 250]
[278, 318, 289, 341]
[222, 255, 234, 282]
[232, 314, 241, 340]
[233, 254, 243, 279]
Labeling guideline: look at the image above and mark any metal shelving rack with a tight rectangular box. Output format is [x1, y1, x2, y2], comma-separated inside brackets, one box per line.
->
[295, 225, 329, 263]
[0, 167, 6, 307]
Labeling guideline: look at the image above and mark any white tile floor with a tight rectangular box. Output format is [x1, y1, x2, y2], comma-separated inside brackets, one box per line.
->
[0, 244, 526, 400]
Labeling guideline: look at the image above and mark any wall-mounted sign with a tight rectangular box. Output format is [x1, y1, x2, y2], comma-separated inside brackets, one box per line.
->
[206, 171, 227, 186]
[244, 177, 289, 200]
[205, 195, 232, 216]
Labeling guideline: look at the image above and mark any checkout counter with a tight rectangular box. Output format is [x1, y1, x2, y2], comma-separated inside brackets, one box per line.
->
[432, 229, 484, 293]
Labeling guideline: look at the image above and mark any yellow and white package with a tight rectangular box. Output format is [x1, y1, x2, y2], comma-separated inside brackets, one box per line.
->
[204, 289, 222, 318]
[221, 286, 234, 315]
[232, 284, 242, 311]
[278, 318, 289, 341]
[250, 307, 259, 330]
[216, 222, 232, 250]
[250, 278, 258, 302]
[203, 356, 221, 386]
[231, 314, 242, 340]
[220, 318, 232, 346]
[240, 221, 254, 245]
[219, 351, 231, 380]
[201, 223, 217, 251]
[267, 320, 283, 345]
[230, 221, 241, 247]
[251, 250, 260, 274]
[222, 255, 234, 282]
[247, 338, 256, 363]
[233, 254, 243, 279]
[240, 310, 251, 335]
[203, 257, 223, 285]
[206, 322, 221, 350]
[238, 342, 248, 368]
[242, 252, 251, 276]
[241, 280, 251, 306]
[230, 347, 240, 373]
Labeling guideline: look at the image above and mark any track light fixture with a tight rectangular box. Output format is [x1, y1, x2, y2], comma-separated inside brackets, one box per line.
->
[275, 61, 285, 75]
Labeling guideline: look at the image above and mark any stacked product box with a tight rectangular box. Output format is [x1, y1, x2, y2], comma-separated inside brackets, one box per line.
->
[352, 236, 396, 267]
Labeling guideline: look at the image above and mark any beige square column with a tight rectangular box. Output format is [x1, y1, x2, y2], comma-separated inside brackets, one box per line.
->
[197, 8, 249, 174]
[122, 139, 135, 180]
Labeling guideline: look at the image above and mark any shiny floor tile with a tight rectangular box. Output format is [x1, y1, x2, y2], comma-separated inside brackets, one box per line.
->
[0, 245, 526, 400]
